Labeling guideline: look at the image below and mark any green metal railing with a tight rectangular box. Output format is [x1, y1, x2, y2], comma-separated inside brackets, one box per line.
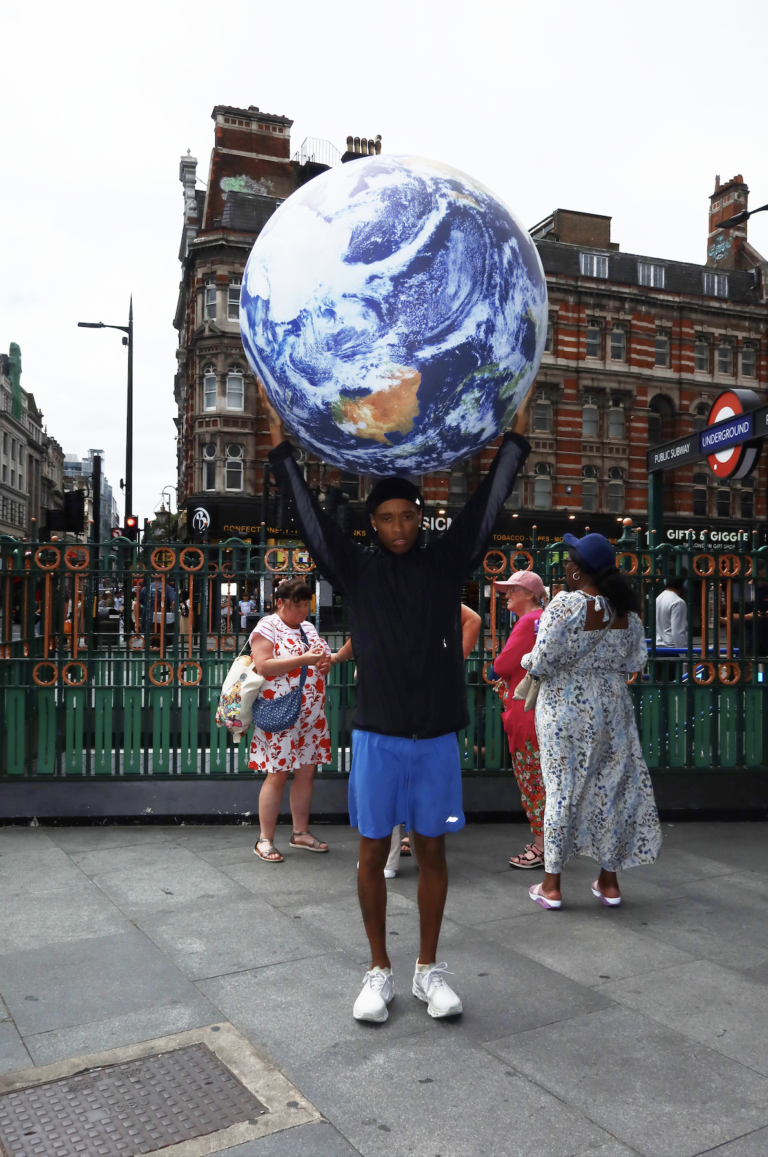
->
[1, 525, 766, 781]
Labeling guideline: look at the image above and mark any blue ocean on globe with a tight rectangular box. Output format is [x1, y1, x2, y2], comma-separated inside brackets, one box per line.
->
[240, 154, 548, 475]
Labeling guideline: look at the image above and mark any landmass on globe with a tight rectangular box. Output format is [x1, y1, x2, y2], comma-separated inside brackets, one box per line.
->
[240, 154, 548, 475]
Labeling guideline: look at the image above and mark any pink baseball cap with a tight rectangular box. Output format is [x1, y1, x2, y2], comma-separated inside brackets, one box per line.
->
[493, 571, 546, 600]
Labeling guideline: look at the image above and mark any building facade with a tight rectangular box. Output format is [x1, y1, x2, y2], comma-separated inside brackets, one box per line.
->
[63, 449, 120, 542]
[0, 344, 46, 538]
[173, 117, 768, 546]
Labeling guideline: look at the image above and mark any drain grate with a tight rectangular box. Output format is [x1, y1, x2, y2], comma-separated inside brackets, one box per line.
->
[0, 1042, 267, 1157]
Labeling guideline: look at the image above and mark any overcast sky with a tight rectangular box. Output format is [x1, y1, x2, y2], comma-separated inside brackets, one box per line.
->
[2, 0, 767, 522]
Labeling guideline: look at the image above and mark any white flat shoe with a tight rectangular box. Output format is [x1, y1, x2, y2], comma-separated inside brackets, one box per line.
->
[591, 881, 621, 907]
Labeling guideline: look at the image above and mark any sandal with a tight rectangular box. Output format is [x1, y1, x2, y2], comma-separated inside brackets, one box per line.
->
[290, 830, 329, 853]
[509, 843, 545, 870]
[400, 836, 412, 857]
[254, 837, 283, 863]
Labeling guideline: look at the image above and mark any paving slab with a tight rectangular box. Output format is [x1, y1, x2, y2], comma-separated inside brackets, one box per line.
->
[46, 824, 175, 853]
[477, 906, 694, 987]
[697, 1127, 768, 1155]
[0, 845, 92, 898]
[0, 883, 129, 954]
[0, 930, 208, 1037]
[216, 1120, 363, 1156]
[198, 951, 429, 1074]
[674, 830, 768, 877]
[23, 996, 221, 1066]
[70, 840, 215, 877]
[0, 1020, 32, 1076]
[597, 959, 768, 1076]
[89, 854, 251, 914]
[386, 934, 613, 1044]
[487, 1005, 768, 1157]
[0, 827, 58, 851]
[286, 1031, 611, 1157]
[623, 873, 768, 971]
[136, 895, 329, 980]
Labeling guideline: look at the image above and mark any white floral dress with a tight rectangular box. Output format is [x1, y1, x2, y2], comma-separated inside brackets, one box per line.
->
[522, 590, 661, 874]
[248, 615, 332, 774]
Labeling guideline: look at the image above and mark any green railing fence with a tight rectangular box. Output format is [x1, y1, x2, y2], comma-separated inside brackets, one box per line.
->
[1, 525, 767, 783]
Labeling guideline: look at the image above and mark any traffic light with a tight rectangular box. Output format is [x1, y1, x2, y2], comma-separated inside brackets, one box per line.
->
[124, 516, 139, 541]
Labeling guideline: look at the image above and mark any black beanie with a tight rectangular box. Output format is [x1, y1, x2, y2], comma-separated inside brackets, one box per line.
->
[365, 477, 424, 517]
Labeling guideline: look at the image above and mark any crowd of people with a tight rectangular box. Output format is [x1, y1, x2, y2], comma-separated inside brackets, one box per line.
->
[242, 381, 662, 1026]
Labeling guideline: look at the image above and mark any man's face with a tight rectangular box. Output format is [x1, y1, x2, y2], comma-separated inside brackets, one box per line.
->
[369, 499, 421, 555]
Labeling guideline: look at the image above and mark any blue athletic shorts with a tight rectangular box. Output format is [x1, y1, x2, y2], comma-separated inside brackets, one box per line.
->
[348, 730, 465, 840]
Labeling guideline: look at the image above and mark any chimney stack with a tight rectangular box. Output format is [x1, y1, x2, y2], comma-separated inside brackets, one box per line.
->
[707, 173, 749, 268]
[341, 133, 383, 163]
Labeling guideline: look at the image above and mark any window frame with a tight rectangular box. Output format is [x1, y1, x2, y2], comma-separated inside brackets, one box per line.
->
[581, 479, 598, 512]
[544, 320, 553, 353]
[607, 480, 624, 514]
[741, 341, 756, 379]
[703, 271, 728, 298]
[585, 322, 602, 360]
[533, 390, 553, 434]
[740, 486, 754, 519]
[227, 276, 242, 322]
[582, 394, 599, 439]
[638, 262, 665, 289]
[654, 330, 670, 368]
[716, 487, 731, 518]
[203, 366, 217, 412]
[717, 341, 734, 376]
[204, 277, 217, 320]
[225, 368, 245, 411]
[607, 402, 625, 440]
[694, 335, 710, 373]
[533, 473, 552, 510]
[610, 327, 626, 362]
[225, 443, 244, 492]
[579, 252, 609, 279]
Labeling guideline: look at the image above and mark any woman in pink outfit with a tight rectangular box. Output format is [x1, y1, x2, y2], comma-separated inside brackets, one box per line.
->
[491, 571, 548, 870]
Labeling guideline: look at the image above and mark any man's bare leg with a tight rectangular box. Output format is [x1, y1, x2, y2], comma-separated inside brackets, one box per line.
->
[358, 834, 393, 969]
[411, 832, 448, 965]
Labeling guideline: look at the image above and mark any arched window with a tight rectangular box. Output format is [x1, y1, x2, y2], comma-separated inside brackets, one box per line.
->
[585, 321, 602, 359]
[582, 395, 599, 439]
[228, 276, 242, 322]
[717, 485, 731, 518]
[533, 463, 552, 510]
[226, 366, 244, 411]
[692, 402, 709, 433]
[202, 442, 216, 491]
[608, 467, 624, 514]
[741, 341, 756, 379]
[582, 465, 598, 511]
[203, 365, 217, 412]
[608, 399, 625, 440]
[717, 340, 734, 376]
[204, 277, 217, 321]
[741, 478, 755, 519]
[225, 443, 244, 491]
[648, 395, 675, 446]
[693, 472, 708, 517]
[534, 390, 552, 433]
[506, 476, 523, 510]
[694, 335, 710, 373]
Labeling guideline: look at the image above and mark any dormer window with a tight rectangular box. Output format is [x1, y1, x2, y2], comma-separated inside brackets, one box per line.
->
[580, 252, 609, 279]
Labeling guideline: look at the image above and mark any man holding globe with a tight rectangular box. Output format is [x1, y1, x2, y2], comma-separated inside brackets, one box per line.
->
[260, 381, 532, 1023]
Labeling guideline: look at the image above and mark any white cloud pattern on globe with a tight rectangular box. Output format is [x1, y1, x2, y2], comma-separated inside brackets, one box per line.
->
[240, 154, 548, 475]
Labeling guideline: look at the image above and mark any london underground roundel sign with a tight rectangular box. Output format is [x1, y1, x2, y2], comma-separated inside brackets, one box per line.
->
[706, 389, 761, 479]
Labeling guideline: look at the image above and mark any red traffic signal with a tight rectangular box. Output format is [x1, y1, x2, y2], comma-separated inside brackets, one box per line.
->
[124, 516, 139, 540]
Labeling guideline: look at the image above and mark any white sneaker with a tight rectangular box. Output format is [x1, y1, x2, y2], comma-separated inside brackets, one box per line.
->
[356, 863, 397, 879]
[412, 962, 463, 1018]
[353, 968, 394, 1022]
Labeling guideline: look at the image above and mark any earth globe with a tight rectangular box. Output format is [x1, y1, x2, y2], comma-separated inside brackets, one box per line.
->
[240, 154, 548, 476]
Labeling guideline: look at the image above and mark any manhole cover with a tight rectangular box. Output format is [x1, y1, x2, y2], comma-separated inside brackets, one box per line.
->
[0, 1042, 268, 1157]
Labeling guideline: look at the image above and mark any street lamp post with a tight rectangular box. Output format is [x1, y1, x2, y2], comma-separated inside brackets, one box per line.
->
[78, 297, 134, 522]
[715, 202, 768, 230]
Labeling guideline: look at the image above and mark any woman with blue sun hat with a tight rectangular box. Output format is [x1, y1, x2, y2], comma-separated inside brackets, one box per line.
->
[521, 531, 661, 911]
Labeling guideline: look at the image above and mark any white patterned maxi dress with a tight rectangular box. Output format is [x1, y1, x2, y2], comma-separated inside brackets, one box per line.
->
[522, 590, 661, 874]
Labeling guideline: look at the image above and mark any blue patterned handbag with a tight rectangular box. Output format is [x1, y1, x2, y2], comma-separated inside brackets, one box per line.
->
[252, 627, 309, 732]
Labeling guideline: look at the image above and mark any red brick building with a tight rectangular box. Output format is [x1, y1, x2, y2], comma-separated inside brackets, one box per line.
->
[173, 115, 768, 545]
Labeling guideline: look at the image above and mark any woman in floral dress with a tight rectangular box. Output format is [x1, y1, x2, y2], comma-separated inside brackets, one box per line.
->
[523, 533, 661, 909]
[491, 571, 548, 869]
[249, 578, 333, 862]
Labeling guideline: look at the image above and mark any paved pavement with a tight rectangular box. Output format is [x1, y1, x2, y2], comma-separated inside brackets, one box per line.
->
[0, 819, 767, 1157]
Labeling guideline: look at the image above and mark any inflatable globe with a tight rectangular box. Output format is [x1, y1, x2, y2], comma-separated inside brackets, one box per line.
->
[240, 154, 548, 475]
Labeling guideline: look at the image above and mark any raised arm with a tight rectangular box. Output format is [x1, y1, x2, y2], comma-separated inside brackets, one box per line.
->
[460, 603, 481, 659]
[261, 383, 359, 592]
[439, 391, 532, 576]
